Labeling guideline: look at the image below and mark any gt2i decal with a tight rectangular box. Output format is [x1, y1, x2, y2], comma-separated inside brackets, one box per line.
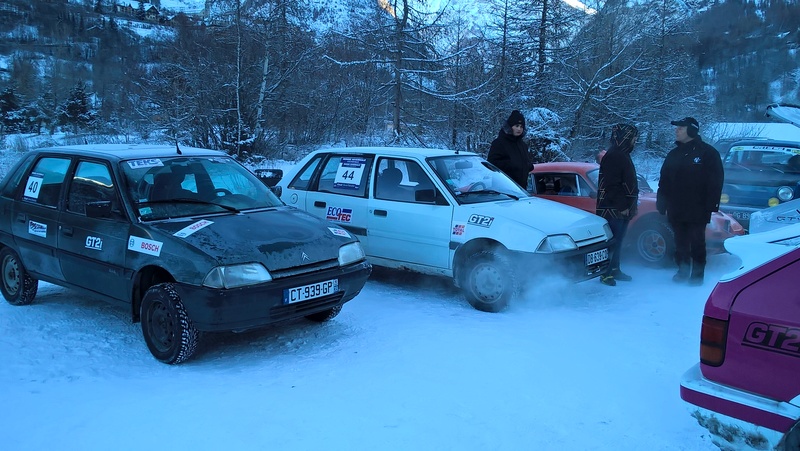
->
[23, 172, 44, 201]
[326, 206, 353, 222]
[333, 157, 366, 190]
[85, 236, 103, 250]
[328, 227, 351, 238]
[743, 322, 800, 357]
[174, 219, 213, 238]
[468, 214, 494, 228]
[127, 236, 163, 257]
[28, 220, 47, 237]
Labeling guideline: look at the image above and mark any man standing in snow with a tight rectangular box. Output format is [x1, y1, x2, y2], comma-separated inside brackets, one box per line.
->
[488, 110, 534, 188]
[596, 123, 640, 286]
[657, 117, 724, 286]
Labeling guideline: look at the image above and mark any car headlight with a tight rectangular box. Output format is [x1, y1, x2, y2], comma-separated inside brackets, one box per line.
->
[603, 222, 613, 239]
[203, 263, 272, 289]
[536, 235, 578, 253]
[338, 242, 365, 266]
[777, 186, 794, 202]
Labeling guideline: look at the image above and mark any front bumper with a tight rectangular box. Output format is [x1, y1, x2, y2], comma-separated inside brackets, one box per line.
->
[720, 206, 760, 230]
[517, 239, 610, 282]
[175, 260, 372, 331]
[680, 364, 800, 450]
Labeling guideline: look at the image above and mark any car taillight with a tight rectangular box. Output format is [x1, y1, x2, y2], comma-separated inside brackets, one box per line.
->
[700, 315, 728, 367]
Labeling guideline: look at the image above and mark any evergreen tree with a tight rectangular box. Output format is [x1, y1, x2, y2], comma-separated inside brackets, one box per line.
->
[58, 82, 96, 133]
[0, 87, 24, 134]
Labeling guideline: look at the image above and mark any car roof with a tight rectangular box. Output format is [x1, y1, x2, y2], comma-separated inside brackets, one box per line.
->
[726, 139, 800, 148]
[34, 144, 227, 162]
[531, 161, 598, 172]
[313, 146, 472, 158]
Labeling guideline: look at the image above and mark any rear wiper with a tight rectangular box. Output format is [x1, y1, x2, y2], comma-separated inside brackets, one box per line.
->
[139, 198, 241, 213]
[458, 189, 519, 200]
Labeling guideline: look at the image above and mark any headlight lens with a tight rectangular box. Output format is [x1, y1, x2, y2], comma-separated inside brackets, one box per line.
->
[777, 186, 794, 202]
[338, 242, 365, 266]
[603, 222, 613, 239]
[203, 263, 272, 289]
[536, 235, 577, 253]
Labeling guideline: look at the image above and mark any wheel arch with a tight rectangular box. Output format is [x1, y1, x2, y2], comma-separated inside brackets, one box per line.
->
[453, 238, 507, 288]
[131, 265, 176, 323]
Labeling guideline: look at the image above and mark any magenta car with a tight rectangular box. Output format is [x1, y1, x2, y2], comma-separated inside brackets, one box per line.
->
[680, 223, 800, 450]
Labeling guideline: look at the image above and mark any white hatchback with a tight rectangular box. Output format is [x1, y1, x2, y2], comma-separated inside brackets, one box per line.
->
[277, 147, 613, 312]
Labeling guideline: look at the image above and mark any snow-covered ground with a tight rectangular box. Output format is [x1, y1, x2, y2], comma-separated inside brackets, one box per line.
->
[0, 253, 736, 450]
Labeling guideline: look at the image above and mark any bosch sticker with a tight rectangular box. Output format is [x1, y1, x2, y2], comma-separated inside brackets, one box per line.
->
[127, 236, 163, 257]
[743, 322, 800, 357]
[328, 227, 351, 238]
[28, 220, 47, 237]
[85, 236, 103, 250]
[127, 159, 164, 169]
[23, 172, 44, 201]
[333, 157, 366, 190]
[174, 220, 213, 238]
[326, 206, 352, 222]
[468, 214, 494, 228]
[452, 224, 465, 236]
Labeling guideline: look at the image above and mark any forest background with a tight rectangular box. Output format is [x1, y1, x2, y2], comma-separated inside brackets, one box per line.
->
[0, 0, 799, 166]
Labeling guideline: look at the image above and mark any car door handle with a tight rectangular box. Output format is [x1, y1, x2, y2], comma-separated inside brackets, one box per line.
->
[374, 209, 387, 217]
[61, 226, 73, 236]
[313, 201, 326, 208]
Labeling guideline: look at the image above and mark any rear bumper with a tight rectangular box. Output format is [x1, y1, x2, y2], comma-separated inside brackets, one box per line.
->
[720, 206, 759, 229]
[680, 364, 800, 450]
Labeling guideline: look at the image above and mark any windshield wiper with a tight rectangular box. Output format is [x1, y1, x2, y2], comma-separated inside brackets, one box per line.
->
[458, 189, 519, 200]
[139, 198, 241, 213]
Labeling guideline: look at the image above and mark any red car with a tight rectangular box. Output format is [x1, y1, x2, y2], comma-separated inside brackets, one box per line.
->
[529, 162, 745, 266]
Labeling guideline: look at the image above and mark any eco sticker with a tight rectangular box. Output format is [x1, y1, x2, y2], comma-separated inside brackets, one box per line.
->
[174, 219, 213, 238]
[128, 236, 163, 257]
[326, 206, 352, 222]
[28, 220, 47, 238]
[85, 236, 103, 250]
[127, 159, 164, 169]
[468, 214, 494, 228]
[328, 227, 351, 238]
[333, 157, 366, 190]
[23, 172, 44, 201]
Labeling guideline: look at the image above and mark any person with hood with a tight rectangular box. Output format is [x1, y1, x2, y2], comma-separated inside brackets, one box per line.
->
[596, 123, 640, 286]
[657, 117, 724, 286]
[488, 110, 534, 188]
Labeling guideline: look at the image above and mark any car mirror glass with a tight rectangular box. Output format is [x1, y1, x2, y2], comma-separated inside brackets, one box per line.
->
[86, 200, 113, 218]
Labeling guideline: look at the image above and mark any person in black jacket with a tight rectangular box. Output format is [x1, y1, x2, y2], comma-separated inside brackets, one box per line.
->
[596, 123, 639, 286]
[488, 110, 534, 188]
[657, 117, 724, 286]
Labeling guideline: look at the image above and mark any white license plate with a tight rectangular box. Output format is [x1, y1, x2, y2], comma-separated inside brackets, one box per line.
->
[732, 211, 751, 220]
[585, 248, 609, 266]
[283, 279, 339, 304]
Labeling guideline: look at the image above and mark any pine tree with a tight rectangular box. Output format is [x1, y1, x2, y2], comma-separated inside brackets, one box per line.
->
[0, 87, 23, 134]
[59, 82, 96, 133]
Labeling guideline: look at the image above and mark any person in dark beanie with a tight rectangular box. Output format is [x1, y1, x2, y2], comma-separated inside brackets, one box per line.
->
[657, 117, 724, 286]
[488, 110, 534, 188]
[596, 123, 639, 286]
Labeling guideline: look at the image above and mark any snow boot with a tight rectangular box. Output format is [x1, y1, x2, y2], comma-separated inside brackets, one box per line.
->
[688, 263, 705, 286]
[672, 263, 690, 283]
[600, 274, 616, 286]
[613, 268, 632, 282]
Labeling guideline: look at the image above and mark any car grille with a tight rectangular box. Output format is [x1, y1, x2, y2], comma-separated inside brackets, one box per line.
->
[270, 259, 340, 280]
[270, 292, 344, 321]
[574, 235, 608, 247]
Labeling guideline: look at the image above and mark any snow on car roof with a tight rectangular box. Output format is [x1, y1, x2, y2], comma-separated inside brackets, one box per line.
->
[315, 146, 470, 158]
[36, 144, 227, 161]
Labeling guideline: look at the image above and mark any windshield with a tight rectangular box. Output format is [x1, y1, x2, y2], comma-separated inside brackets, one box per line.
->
[724, 145, 800, 173]
[120, 155, 282, 220]
[428, 155, 529, 203]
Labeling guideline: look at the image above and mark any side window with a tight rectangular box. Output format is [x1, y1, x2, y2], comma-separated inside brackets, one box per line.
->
[21, 157, 71, 207]
[288, 156, 323, 191]
[375, 158, 434, 203]
[316, 155, 372, 198]
[67, 161, 122, 217]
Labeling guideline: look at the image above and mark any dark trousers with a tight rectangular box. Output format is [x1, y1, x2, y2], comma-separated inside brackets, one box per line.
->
[606, 217, 630, 272]
[670, 221, 706, 266]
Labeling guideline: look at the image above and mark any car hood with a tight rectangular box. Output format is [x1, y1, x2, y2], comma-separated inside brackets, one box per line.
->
[463, 197, 609, 240]
[147, 207, 354, 271]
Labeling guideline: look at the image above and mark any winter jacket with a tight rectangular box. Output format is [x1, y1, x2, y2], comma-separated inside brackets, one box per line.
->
[487, 123, 533, 188]
[596, 128, 639, 220]
[657, 137, 724, 224]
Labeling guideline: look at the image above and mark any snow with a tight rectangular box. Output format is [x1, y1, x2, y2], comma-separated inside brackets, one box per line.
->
[0, 249, 743, 449]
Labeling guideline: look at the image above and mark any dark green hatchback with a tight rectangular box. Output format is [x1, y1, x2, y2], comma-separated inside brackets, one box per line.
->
[0, 144, 371, 364]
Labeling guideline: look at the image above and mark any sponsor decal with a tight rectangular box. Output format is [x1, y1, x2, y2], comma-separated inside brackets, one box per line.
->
[328, 227, 351, 238]
[467, 214, 494, 228]
[127, 236, 163, 257]
[85, 236, 103, 250]
[174, 219, 213, 238]
[333, 157, 366, 190]
[28, 220, 47, 237]
[23, 172, 45, 201]
[743, 321, 800, 357]
[452, 224, 465, 236]
[326, 206, 353, 222]
[127, 159, 164, 169]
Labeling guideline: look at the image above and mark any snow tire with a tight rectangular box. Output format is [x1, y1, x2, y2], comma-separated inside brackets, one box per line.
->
[0, 247, 38, 306]
[305, 305, 342, 323]
[462, 250, 515, 313]
[141, 283, 200, 364]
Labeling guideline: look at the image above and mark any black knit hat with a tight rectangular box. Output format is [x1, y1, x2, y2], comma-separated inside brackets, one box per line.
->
[507, 110, 525, 128]
[671, 116, 700, 137]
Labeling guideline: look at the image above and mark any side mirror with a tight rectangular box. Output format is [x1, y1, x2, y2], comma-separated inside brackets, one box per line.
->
[415, 188, 448, 205]
[86, 200, 113, 218]
[255, 169, 283, 187]
[270, 185, 282, 197]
